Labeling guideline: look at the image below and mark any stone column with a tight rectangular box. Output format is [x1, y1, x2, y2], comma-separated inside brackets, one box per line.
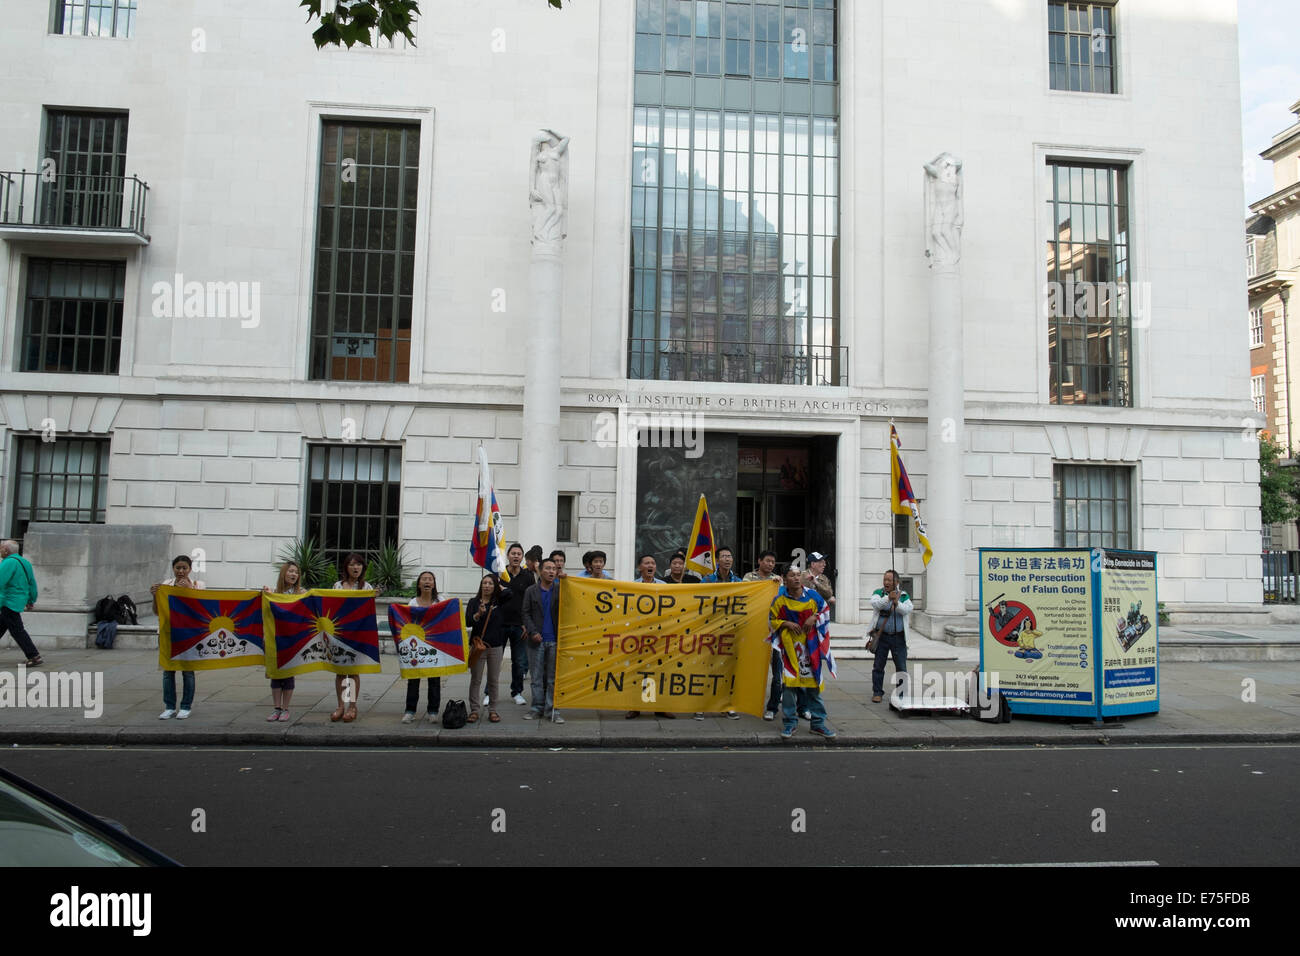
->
[519, 130, 570, 550]
[923, 153, 966, 618]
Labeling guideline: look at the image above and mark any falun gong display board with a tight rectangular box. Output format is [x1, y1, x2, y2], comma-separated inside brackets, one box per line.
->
[978, 548, 1159, 720]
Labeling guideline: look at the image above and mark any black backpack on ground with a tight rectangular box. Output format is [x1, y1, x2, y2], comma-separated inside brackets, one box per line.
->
[441, 699, 468, 729]
[115, 594, 138, 625]
[93, 595, 118, 623]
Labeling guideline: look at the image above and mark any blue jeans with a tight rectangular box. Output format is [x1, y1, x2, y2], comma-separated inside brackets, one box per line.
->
[872, 632, 907, 695]
[163, 670, 195, 710]
[528, 640, 558, 716]
[782, 685, 828, 733]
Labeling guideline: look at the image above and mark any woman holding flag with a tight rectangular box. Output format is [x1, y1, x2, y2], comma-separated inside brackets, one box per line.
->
[263, 561, 306, 721]
[151, 554, 204, 720]
[402, 571, 442, 723]
[331, 553, 379, 723]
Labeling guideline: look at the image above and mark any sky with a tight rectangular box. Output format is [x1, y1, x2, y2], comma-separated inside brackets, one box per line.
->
[1239, 0, 1300, 210]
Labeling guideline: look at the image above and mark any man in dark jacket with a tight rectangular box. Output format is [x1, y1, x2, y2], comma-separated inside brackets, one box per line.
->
[520, 557, 563, 723]
[500, 542, 535, 705]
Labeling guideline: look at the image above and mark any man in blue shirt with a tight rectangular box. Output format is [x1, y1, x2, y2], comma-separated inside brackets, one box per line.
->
[0, 540, 42, 666]
[700, 546, 743, 583]
[696, 546, 743, 720]
[521, 557, 563, 723]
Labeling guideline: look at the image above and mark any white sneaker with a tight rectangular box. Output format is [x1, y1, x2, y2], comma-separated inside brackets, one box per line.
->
[763, 710, 775, 721]
[401, 712, 414, 724]
[551, 714, 565, 724]
[726, 711, 742, 720]
[176, 709, 191, 719]
[158, 709, 176, 720]
[512, 693, 526, 705]
[694, 713, 705, 720]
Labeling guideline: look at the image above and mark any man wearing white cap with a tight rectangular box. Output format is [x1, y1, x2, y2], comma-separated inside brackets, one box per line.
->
[803, 552, 835, 611]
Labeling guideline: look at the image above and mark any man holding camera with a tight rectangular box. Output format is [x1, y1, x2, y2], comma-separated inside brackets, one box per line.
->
[868, 569, 911, 703]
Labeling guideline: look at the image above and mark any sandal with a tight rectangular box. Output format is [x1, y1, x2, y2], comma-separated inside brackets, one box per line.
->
[467, 712, 479, 723]
[489, 711, 501, 723]
[342, 704, 358, 723]
[330, 705, 345, 722]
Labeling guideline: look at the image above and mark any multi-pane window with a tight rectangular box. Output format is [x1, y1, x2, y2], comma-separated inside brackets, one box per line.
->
[1252, 375, 1266, 416]
[1047, 162, 1131, 406]
[893, 513, 910, 550]
[1250, 308, 1264, 348]
[1054, 465, 1131, 549]
[9, 436, 109, 541]
[631, 1, 839, 386]
[557, 494, 576, 543]
[309, 122, 419, 382]
[41, 111, 129, 230]
[52, 0, 137, 38]
[636, 0, 835, 79]
[22, 259, 125, 374]
[305, 445, 402, 562]
[1246, 237, 1257, 277]
[1049, 2, 1116, 93]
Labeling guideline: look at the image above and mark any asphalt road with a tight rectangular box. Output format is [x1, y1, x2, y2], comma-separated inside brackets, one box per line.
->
[4, 744, 1295, 867]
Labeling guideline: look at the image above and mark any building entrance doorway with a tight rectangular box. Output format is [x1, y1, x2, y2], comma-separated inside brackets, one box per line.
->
[735, 438, 836, 577]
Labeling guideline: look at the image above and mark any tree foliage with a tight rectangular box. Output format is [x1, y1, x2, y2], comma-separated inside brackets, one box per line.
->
[1259, 433, 1300, 526]
[301, 0, 564, 49]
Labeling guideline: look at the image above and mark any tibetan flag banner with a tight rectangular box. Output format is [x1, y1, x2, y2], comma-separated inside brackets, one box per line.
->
[388, 599, 469, 679]
[555, 576, 775, 716]
[768, 586, 835, 689]
[157, 586, 266, 671]
[262, 589, 382, 678]
[890, 422, 934, 566]
[684, 493, 716, 578]
[470, 445, 508, 574]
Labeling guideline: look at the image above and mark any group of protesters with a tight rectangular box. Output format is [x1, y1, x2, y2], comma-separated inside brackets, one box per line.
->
[0, 540, 913, 739]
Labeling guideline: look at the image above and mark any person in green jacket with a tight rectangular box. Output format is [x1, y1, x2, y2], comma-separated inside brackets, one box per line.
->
[0, 539, 42, 666]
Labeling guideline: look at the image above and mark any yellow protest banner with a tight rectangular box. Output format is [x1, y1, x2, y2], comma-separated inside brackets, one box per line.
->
[555, 577, 777, 716]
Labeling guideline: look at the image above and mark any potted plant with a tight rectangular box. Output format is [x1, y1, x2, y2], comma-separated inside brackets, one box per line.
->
[274, 537, 337, 590]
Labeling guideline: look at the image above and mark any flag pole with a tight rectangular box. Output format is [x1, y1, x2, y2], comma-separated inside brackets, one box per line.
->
[889, 420, 895, 571]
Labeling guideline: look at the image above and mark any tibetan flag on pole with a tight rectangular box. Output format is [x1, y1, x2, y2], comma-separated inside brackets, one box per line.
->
[890, 422, 933, 566]
[262, 589, 382, 678]
[470, 445, 507, 575]
[684, 494, 716, 578]
[156, 586, 266, 671]
[388, 599, 469, 678]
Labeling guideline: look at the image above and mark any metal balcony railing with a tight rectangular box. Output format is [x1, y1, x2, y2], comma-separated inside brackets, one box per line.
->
[0, 169, 149, 239]
[628, 338, 848, 386]
[1262, 550, 1298, 604]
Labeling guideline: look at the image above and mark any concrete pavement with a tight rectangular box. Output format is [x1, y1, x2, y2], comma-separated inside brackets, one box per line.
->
[3, 635, 1299, 748]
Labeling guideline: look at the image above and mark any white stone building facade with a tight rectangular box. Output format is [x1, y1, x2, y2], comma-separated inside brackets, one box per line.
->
[0, 0, 1260, 627]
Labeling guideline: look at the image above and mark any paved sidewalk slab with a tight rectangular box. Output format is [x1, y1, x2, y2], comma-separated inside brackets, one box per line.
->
[2, 649, 1298, 749]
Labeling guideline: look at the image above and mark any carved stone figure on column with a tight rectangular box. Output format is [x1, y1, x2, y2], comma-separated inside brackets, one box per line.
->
[529, 129, 570, 252]
[923, 152, 963, 269]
